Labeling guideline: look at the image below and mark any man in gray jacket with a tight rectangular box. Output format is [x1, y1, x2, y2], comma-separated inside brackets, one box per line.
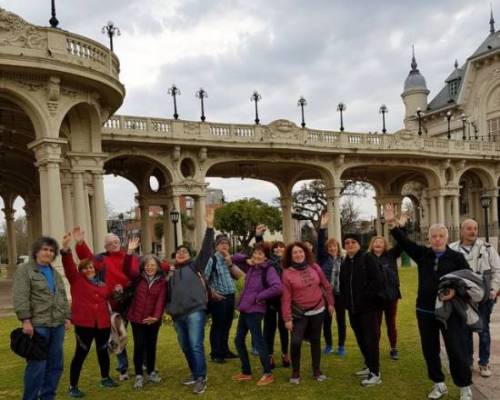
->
[13, 236, 71, 400]
[450, 218, 500, 378]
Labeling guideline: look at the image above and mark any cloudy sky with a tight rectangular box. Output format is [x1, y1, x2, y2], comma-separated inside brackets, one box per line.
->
[2, 0, 496, 217]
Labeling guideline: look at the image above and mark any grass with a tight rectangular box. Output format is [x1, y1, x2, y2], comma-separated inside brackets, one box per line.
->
[0, 267, 459, 399]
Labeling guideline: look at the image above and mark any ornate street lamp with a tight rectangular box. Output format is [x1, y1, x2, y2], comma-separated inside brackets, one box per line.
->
[297, 96, 307, 128]
[49, 0, 59, 28]
[196, 88, 207, 122]
[379, 104, 388, 134]
[168, 85, 181, 120]
[102, 21, 121, 51]
[379, 215, 386, 237]
[461, 114, 467, 140]
[446, 111, 452, 139]
[480, 192, 492, 242]
[416, 107, 423, 136]
[170, 208, 180, 249]
[251, 91, 261, 125]
[337, 102, 346, 132]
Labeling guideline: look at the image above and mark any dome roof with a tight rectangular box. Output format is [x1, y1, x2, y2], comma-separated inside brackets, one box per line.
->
[403, 50, 428, 91]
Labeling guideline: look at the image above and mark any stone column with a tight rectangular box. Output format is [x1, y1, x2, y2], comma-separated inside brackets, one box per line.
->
[444, 197, 452, 227]
[437, 194, 445, 224]
[140, 202, 152, 254]
[84, 184, 94, 250]
[72, 171, 87, 232]
[61, 180, 74, 232]
[326, 186, 342, 241]
[280, 195, 293, 244]
[452, 195, 460, 230]
[92, 172, 107, 252]
[429, 196, 437, 225]
[3, 207, 17, 268]
[24, 205, 34, 246]
[172, 195, 184, 246]
[375, 202, 382, 236]
[194, 195, 207, 249]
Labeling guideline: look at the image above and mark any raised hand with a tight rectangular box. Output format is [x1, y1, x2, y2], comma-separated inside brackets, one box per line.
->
[127, 237, 140, 254]
[72, 226, 85, 243]
[384, 204, 396, 226]
[62, 232, 72, 251]
[255, 224, 267, 236]
[320, 212, 329, 228]
[205, 208, 215, 228]
[398, 212, 409, 227]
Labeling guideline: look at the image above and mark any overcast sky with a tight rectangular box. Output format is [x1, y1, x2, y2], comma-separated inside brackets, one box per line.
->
[2, 0, 496, 218]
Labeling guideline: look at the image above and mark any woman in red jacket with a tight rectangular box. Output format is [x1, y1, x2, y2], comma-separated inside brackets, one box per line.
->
[61, 232, 118, 398]
[281, 242, 334, 385]
[123, 237, 166, 390]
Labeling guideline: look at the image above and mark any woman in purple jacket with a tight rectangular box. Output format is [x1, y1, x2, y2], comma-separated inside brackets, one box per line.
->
[230, 242, 283, 386]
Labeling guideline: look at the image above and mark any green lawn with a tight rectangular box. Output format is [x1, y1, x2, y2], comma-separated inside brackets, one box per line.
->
[0, 267, 459, 399]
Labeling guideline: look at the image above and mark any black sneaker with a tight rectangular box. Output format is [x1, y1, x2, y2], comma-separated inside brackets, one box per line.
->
[192, 377, 207, 394]
[225, 351, 238, 359]
[210, 357, 226, 364]
[390, 349, 399, 361]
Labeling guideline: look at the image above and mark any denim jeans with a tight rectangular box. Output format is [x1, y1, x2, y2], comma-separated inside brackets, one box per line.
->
[23, 325, 65, 400]
[234, 312, 271, 375]
[467, 299, 496, 366]
[174, 310, 207, 379]
[208, 294, 235, 359]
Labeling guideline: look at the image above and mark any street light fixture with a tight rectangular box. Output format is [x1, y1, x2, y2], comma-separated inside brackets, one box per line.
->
[251, 91, 261, 125]
[379, 104, 388, 134]
[168, 85, 181, 120]
[49, 0, 59, 28]
[297, 96, 307, 128]
[196, 88, 208, 122]
[379, 215, 386, 237]
[337, 102, 346, 132]
[461, 114, 467, 140]
[102, 21, 121, 51]
[446, 111, 452, 139]
[416, 107, 423, 136]
[170, 208, 180, 249]
[480, 192, 492, 242]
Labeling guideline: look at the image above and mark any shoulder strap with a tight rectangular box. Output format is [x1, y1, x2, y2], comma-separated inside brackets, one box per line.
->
[208, 255, 218, 282]
[261, 266, 270, 289]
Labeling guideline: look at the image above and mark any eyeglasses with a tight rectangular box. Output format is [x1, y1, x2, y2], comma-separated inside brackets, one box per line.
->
[344, 240, 358, 245]
[176, 249, 190, 255]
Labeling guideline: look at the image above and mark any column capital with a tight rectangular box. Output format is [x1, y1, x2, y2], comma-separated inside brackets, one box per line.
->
[2, 207, 15, 220]
[325, 186, 343, 198]
[28, 138, 67, 166]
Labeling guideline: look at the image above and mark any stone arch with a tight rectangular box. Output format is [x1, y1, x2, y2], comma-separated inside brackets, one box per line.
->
[456, 166, 495, 189]
[61, 101, 103, 153]
[456, 167, 494, 221]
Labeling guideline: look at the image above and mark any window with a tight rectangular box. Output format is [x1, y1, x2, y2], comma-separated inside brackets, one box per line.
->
[488, 117, 500, 141]
[448, 79, 460, 98]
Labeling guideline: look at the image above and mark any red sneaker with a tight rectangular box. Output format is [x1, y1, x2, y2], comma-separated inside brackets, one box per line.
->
[232, 373, 252, 381]
[256, 374, 274, 386]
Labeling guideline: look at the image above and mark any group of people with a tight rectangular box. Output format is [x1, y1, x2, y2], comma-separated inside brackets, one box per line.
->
[12, 204, 500, 400]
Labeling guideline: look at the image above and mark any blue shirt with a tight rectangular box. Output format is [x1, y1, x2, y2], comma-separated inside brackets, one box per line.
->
[38, 264, 56, 294]
[204, 252, 236, 295]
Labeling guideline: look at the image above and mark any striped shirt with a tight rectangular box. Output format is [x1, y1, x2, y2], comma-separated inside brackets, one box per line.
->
[204, 252, 236, 295]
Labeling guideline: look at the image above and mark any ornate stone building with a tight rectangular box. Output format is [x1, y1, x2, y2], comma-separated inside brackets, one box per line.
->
[1, 7, 500, 269]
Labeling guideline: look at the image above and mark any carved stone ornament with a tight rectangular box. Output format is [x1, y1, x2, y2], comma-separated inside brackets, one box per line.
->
[16, 79, 45, 91]
[0, 8, 47, 50]
[47, 76, 60, 102]
[184, 122, 200, 135]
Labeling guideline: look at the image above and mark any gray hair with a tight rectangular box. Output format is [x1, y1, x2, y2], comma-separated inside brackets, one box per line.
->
[428, 223, 449, 240]
[460, 218, 478, 230]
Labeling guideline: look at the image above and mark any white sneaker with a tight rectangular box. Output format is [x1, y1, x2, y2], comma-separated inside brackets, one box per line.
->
[361, 372, 382, 387]
[147, 371, 162, 384]
[119, 372, 129, 381]
[355, 367, 370, 377]
[459, 386, 473, 400]
[479, 364, 492, 378]
[428, 382, 448, 399]
[133, 375, 144, 390]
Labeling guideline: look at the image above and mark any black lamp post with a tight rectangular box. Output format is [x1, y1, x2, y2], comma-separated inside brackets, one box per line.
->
[461, 114, 467, 140]
[49, 0, 59, 28]
[251, 91, 261, 125]
[168, 85, 181, 120]
[480, 193, 492, 242]
[416, 107, 423, 136]
[196, 88, 207, 122]
[297, 96, 307, 128]
[337, 102, 346, 132]
[102, 21, 121, 51]
[379, 104, 388, 134]
[170, 208, 180, 249]
[379, 215, 386, 237]
[446, 111, 452, 139]
[471, 121, 479, 140]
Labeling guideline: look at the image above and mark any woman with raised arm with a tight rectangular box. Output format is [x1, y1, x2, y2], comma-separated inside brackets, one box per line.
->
[317, 212, 345, 356]
[60, 232, 118, 398]
[122, 237, 166, 390]
[281, 242, 334, 385]
[165, 209, 215, 395]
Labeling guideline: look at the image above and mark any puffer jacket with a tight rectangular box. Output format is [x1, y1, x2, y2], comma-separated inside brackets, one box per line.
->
[232, 253, 283, 314]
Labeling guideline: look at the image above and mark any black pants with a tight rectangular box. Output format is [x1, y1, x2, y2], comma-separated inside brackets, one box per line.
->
[290, 312, 324, 375]
[208, 293, 235, 359]
[349, 310, 380, 375]
[130, 322, 161, 376]
[416, 310, 471, 387]
[70, 326, 111, 387]
[263, 304, 289, 355]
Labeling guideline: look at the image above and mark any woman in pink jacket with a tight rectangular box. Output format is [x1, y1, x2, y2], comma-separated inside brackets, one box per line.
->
[281, 242, 334, 385]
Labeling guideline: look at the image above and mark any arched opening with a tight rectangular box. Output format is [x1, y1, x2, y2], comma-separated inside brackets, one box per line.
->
[62, 102, 102, 152]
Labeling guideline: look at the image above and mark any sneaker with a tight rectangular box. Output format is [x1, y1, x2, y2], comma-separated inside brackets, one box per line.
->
[390, 348, 399, 361]
[100, 377, 118, 388]
[479, 364, 492, 378]
[118, 372, 129, 381]
[361, 372, 382, 387]
[226, 351, 238, 359]
[192, 377, 207, 394]
[459, 386, 472, 400]
[146, 371, 162, 384]
[133, 375, 144, 390]
[428, 382, 448, 399]
[256, 374, 274, 386]
[68, 386, 85, 398]
[336, 346, 345, 357]
[313, 373, 328, 382]
[355, 367, 370, 377]
[232, 372, 252, 381]
[289, 371, 300, 385]
[181, 376, 196, 386]
[323, 345, 334, 355]
[251, 347, 259, 356]
[210, 357, 226, 364]
[281, 354, 291, 368]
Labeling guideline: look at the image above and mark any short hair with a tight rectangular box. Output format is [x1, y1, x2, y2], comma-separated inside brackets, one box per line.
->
[283, 242, 314, 268]
[140, 254, 164, 276]
[367, 236, 390, 254]
[31, 236, 59, 262]
[78, 258, 94, 272]
[428, 223, 449, 240]
[325, 237, 340, 252]
[252, 242, 271, 259]
[271, 241, 286, 251]
[460, 218, 478, 230]
[104, 233, 120, 245]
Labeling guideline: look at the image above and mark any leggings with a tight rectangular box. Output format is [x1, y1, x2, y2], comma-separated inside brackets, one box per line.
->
[290, 312, 324, 375]
[377, 300, 398, 349]
[263, 304, 289, 355]
[131, 322, 161, 376]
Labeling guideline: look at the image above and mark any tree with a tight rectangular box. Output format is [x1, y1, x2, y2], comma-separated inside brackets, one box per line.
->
[340, 198, 360, 233]
[214, 198, 282, 249]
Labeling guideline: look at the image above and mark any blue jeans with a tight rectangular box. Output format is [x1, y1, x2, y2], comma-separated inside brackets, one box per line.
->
[467, 299, 496, 366]
[174, 310, 207, 379]
[23, 325, 65, 400]
[234, 312, 271, 375]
